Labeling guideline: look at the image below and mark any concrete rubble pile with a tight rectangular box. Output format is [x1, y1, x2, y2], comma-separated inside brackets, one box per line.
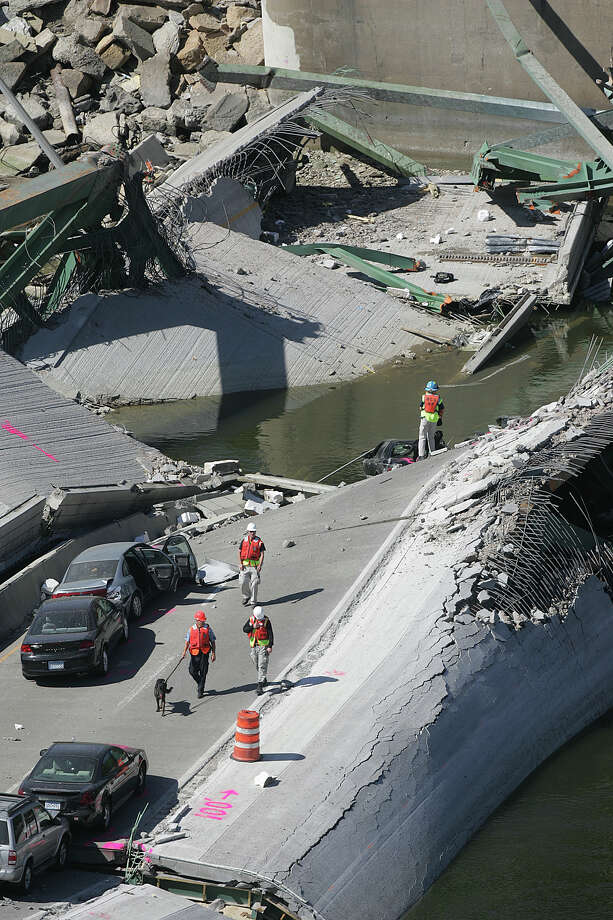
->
[0, 0, 270, 176]
[416, 363, 613, 634]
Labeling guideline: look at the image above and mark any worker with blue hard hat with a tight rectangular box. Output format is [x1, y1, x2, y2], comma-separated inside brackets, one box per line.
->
[418, 380, 444, 459]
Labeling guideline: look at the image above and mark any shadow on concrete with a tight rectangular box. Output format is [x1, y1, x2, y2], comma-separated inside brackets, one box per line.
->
[202, 681, 259, 697]
[528, 0, 607, 86]
[292, 675, 339, 688]
[70, 772, 179, 843]
[262, 588, 324, 606]
[260, 752, 305, 762]
[32, 627, 160, 687]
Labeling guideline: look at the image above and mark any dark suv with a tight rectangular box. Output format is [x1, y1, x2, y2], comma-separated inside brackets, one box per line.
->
[0, 794, 70, 892]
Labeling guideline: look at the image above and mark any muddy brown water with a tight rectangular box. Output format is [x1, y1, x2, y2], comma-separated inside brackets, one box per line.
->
[114, 305, 613, 919]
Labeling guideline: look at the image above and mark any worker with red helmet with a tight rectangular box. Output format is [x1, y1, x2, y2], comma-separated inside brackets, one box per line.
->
[181, 610, 216, 698]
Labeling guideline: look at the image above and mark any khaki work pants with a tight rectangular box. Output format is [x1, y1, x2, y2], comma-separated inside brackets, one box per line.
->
[419, 418, 437, 459]
[250, 645, 269, 683]
[240, 566, 260, 604]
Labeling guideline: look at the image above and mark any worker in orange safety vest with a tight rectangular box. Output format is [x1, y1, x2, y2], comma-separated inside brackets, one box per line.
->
[238, 522, 266, 607]
[419, 380, 445, 459]
[181, 610, 216, 698]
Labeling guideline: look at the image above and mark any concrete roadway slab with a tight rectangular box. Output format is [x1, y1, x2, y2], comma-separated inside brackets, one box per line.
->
[0, 454, 455, 854]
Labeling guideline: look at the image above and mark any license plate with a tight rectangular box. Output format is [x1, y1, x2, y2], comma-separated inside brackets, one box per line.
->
[48, 661, 64, 670]
[45, 801, 61, 812]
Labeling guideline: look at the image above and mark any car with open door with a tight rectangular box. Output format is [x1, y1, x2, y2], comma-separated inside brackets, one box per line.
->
[18, 742, 148, 831]
[21, 595, 129, 679]
[52, 537, 197, 619]
[362, 432, 445, 476]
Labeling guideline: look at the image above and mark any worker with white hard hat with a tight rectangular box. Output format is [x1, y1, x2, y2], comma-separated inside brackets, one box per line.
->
[238, 522, 266, 607]
[243, 606, 274, 695]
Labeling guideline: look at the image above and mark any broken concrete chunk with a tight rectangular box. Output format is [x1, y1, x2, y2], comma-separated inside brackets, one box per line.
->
[34, 28, 56, 52]
[91, 0, 113, 13]
[2, 61, 27, 90]
[0, 40, 26, 64]
[53, 35, 107, 79]
[189, 11, 221, 31]
[120, 4, 169, 32]
[500, 502, 518, 515]
[83, 110, 119, 147]
[205, 90, 248, 131]
[99, 41, 132, 69]
[226, 3, 256, 29]
[60, 69, 92, 100]
[76, 17, 110, 46]
[176, 29, 206, 70]
[0, 141, 42, 176]
[202, 459, 240, 475]
[139, 52, 171, 108]
[0, 117, 21, 146]
[128, 132, 171, 176]
[234, 17, 263, 65]
[152, 18, 181, 55]
[140, 106, 171, 133]
[198, 128, 232, 149]
[283, 539, 295, 548]
[100, 83, 141, 114]
[114, 13, 155, 60]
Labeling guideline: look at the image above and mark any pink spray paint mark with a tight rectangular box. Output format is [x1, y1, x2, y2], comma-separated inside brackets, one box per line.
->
[325, 669, 346, 676]
[2, 420, 58, 462]
[193, 791, 238, 821]
[98, 839, 126, 851]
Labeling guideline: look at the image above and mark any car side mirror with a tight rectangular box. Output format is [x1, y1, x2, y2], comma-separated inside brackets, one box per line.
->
[39, 748, 48, 756]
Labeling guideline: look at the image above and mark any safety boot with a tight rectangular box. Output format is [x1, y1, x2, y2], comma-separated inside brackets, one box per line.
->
[257, 683, 264, 695]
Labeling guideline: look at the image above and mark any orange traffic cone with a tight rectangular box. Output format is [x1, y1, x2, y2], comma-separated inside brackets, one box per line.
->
[231, 709, 261, 762]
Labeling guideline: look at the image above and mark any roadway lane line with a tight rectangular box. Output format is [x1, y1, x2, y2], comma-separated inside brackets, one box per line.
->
[0, 640, 24, 664]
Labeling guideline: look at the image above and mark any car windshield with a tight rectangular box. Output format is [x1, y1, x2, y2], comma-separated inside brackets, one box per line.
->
[65, 560, 116, 582]
[0, 819, 8, 845]
[30, 753, 97, 783]
[31, 608, 91, 634]
[391, 442, 413, 457]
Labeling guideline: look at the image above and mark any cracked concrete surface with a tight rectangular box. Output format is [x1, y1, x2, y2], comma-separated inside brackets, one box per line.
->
[148, 365, 613, 919]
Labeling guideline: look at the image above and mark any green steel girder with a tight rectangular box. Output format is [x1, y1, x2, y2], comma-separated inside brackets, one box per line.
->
[0, 159, 120, 234]
[304, 111, 426, 177]
[470, 141, 579, 189]
[40, 251, 79, 320]
[485, 0, 613, 172]
[284, 244, 451, 312]
[516, 165, 613, 208]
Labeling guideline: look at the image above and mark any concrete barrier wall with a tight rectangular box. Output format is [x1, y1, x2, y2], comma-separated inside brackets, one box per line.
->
[0, 509, 174, 644]
[263, 0, 612, 159]
[0, 496, 46, 579]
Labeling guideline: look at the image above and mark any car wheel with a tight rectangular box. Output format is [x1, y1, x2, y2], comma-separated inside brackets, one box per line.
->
[135, 763, 147, 796]
[130, 592, 143, 619]
[99, 795, 112, 830]
[97, 645, 109, 676]
[54, 836, 69, 870]
[121, 616, 129, 642]
[20, 859, 33, 893]
[22, 673, 35, 681]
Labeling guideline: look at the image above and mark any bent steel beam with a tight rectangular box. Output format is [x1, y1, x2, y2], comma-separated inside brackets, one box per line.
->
[485, 0, 613, 171]
[304, 111, 426, 177]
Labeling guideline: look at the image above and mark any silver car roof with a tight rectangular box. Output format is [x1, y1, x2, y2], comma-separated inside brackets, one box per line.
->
[69, 543, 142, 563]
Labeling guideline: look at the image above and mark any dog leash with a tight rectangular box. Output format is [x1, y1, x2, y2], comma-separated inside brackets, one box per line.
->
[166, 655, 184, 682]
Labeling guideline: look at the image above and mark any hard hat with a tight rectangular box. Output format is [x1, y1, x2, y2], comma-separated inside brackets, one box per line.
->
[425, 380, 439, 392]
[253, 606, 264, 620]
[194, 610, 207, 622]
[246, 522, 257, 532]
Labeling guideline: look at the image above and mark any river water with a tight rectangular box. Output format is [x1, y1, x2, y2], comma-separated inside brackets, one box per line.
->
[114, 305, 613, 918]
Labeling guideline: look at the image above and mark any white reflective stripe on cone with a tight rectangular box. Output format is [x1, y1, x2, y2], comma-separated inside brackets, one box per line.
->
[235, 726, 260, 735]
[234, 740, 260, 749]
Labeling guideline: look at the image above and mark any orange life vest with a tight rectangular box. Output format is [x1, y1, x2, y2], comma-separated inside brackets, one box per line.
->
[249, 616, 270, 647]
[189, 624, 211, 655]
[423, 393, 439, 414]
[240, 536, 263, 563]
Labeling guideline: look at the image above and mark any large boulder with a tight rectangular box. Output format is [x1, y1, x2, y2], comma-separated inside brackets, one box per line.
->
[188, 11, 221, 32]
[52, 35, 107, 79]
[139, 52, 171, 108]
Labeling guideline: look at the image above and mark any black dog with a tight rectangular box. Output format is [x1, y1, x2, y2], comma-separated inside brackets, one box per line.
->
[154, 678, 172, 716]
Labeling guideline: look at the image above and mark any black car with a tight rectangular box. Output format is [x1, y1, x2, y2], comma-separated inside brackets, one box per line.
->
[18, 742, 148, 830]
[362, 432, 445, 476]
[21, 596, 129, 680]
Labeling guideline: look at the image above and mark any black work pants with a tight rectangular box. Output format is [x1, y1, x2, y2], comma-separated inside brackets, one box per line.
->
[188, 651, 209, 694]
